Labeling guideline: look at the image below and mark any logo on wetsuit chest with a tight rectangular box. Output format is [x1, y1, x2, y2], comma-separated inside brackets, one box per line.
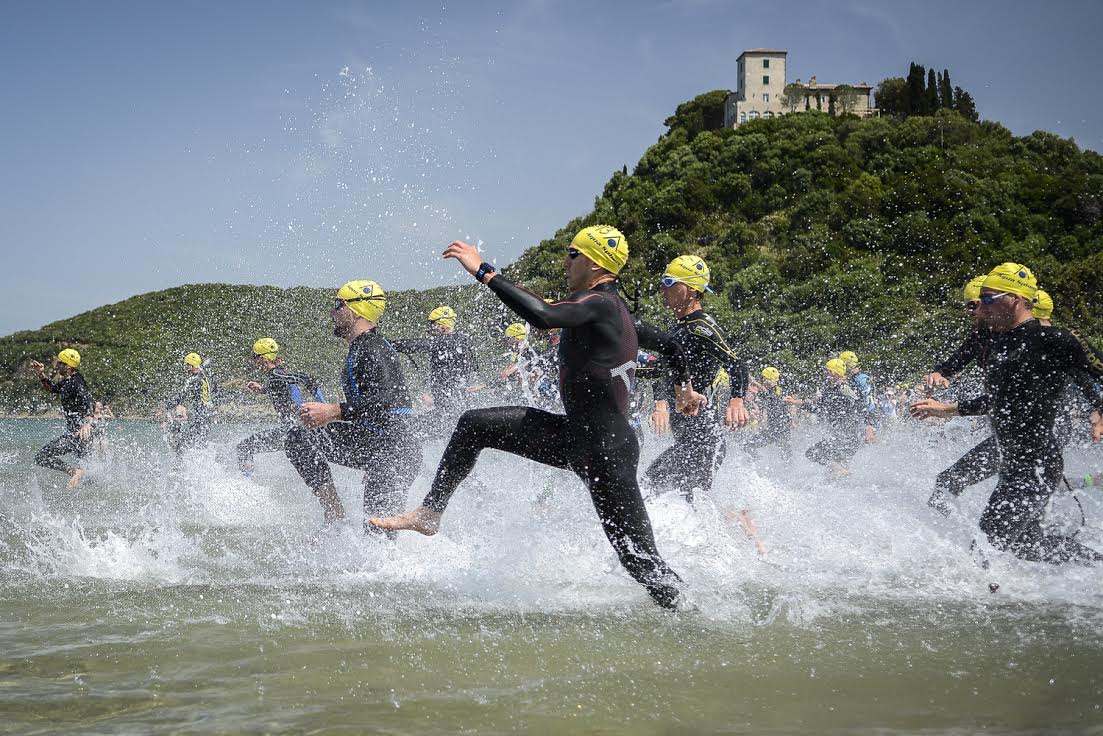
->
[610, 360, 636, 392]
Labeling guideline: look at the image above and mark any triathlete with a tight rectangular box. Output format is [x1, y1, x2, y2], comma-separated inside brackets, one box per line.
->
[743, 366, 792, 461]
[30, 349, 95, 489]
[295, 281, 422, 532]
[164, 352, 216, 455]
[391, 306, 480, 430]
[912, 263, 1103, 564]
[643, 255, 749, 502]
[372, 227, 706, 610]
[236, 338, 325, 477]
[787, 358, 865, 478]
[839, 351, 878, 443]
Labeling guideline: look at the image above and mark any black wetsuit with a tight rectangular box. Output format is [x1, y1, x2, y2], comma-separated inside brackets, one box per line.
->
[744, 386, 792, 461]
[165, 370, 216, 453]
[391, 332, 480, 417]
[421, 278, 690, 609]
[643, 309, 748, 502]
[236, 367, 325, 471]
[957, 320, 1103, 563]
[283, 329, 421, 533]
[804, 381, 865, 466]
[35, 371, 94, 476]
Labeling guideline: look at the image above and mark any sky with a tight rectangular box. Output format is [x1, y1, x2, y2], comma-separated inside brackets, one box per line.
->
[3, 0, 1101, 336]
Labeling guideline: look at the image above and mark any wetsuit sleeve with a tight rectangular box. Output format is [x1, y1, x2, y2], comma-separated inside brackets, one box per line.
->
[957, 395, 990, 416]
[933, 331, 982, 377]
[75, 375, 94, 418]
[164, 376, 197, 411]
[487, 276, 606, 329]
[1059, 330, 1103, 412]
[40, 377, 61, 394]
[636, 320, 691, 387]
[390, 338, 430, 354]
[685, 321, 749, 399]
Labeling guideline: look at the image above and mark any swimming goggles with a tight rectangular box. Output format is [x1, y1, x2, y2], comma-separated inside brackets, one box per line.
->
[978, 292, 1009, 305]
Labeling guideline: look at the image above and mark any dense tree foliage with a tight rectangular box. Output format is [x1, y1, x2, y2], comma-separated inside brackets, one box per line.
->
[878, 62, 978, 121]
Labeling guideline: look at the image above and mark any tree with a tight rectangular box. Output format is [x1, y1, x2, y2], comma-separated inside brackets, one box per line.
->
[953, 86, 979, 122]
[906, 63, 926, 114]
[783, 82, 805, 113]
[663, 90, 730, 139]
[939, 69, 954, 109]
[833, 84, 859, 115]
[925, 68, 940, 113]
[874, 77, 908, 117]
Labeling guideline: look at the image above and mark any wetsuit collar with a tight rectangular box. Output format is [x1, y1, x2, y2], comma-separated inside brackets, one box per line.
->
[677, 308, 706, 323]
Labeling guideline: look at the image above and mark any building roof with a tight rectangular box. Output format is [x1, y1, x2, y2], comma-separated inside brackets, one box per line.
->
[737, 48, 787, 60]
[802, 83, 872, 91]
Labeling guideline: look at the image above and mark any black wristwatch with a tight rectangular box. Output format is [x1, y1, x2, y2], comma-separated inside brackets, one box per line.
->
[475, 262, 497, 283]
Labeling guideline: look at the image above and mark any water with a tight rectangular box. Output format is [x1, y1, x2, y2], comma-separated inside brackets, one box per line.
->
[3, 418, 1103, 734]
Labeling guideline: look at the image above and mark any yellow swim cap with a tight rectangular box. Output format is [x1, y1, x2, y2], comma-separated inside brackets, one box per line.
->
[838, 350, 858, 368]
[428, 306, 457, 330]
[570, 225, 629, 275]
[826, 358, 847, 377]
[963, 275, 986, 301]
[504, 323, 528, 340]
[57, 349, 81, 368]
[184, 352, 202, 367]
[337, 280, 386, 323]
[1032, 289, 1053, 319]
[253, 338, 279, 360]
[761, 366, 780, 382]
[663, 255, 712, 293]
[983, 263, 1037, 300]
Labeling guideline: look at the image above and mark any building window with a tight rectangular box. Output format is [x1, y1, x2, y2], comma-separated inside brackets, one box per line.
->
[763, 59, 769, 69]
[749, 111, 759, 120]
[762, 93, 770, 102]
[740, 112, 746, 123]
[765, 111, 774, 119]
[762, 75, 769, 86]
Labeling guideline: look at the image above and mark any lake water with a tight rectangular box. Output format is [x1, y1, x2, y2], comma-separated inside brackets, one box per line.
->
[2, 417, 1102, 734]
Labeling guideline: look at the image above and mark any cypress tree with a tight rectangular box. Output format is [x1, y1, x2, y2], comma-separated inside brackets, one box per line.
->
[953, 86, 979, 122]
[906, 63, 925, 114]
[925, 68, 939, 113]
[939, 69, 954, 109]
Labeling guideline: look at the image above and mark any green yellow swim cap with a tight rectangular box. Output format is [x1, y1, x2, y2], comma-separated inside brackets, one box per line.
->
[963, 275, 986, 301]
[838, 350, 858, 368]
[337, 280, 386, 323]
[428, 306, 457, 330]
[761, 366, 780, 382]
[184, 353, 202, 368]
[663, 255, 712, 293]
[1032, 289, 1053, 319]
[570, 225, 629, 275]
[504, 323, 528, 340]
[983, 263, 1037, 300]
[253, 338, 279, 360]
[57, 349, 81, 369]
[826, 358, 847, 377]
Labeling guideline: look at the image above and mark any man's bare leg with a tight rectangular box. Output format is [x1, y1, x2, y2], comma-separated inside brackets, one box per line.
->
[313, 481, 347, 525]
[67, 467, 86, 490]
[369, 506, 442, 536]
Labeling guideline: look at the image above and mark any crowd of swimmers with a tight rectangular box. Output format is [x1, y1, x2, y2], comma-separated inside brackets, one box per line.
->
[27, 226, 1103, 609]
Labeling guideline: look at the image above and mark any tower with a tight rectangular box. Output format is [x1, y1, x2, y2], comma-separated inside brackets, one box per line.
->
[726, 49, 787, 127]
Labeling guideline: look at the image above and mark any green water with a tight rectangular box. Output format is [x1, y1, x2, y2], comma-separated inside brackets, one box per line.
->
[3, 419, 1103, 733]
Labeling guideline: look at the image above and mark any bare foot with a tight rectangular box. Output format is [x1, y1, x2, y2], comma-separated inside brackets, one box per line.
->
[829, 463, 850, 480]
[67, 468, 86, 490]
[369, 507, 441, 536]
[724, 509, 767, 556]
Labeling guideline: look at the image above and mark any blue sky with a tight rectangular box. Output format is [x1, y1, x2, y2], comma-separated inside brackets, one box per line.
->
[3, 0, 1101, 336]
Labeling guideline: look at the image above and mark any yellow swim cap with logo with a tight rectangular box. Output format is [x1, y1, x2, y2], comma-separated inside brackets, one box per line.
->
[428, 306, 457, 330]
[337, 280, 386, 323]
[838, 351, 858, 368]
[253, 338, 279, 360]
[826, 358, 847, 377]
[184, 353, 202, 367]
[504, 323, 528, 340]
[663, 255, 712, 293]
[570, 225, 629, 275]
[983, 263, 1037, 300]
[963, 275, 986, 301]
[761, 366, 780, 382]
[57, 349, 81, 368]
[1032, 289, 1053, 319]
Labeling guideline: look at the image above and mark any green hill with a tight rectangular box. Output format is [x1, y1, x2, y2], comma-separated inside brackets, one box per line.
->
[4, 95, 1102, 411]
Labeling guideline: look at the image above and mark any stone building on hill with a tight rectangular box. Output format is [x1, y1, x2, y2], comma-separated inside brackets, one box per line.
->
[724, 49, 875, 128]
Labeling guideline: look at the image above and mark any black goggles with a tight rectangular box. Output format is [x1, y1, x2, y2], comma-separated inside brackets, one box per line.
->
[567, 247, 582, 259]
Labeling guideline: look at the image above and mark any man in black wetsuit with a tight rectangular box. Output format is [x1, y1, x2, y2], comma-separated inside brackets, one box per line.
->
[165, 352, 216, 455]
[921, 275, 997, 514]
[743, 367, 792, 461]
[295, 280, 422, 532]
[912, 263, 1103, 564]
[30, 349, 95, 489]
[391, 305, 480, 433]
[644, 255, 749, 502]
[236, 337, 326, 477]
[372, 226, 706, 609]
[787, 358, 866, 477]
